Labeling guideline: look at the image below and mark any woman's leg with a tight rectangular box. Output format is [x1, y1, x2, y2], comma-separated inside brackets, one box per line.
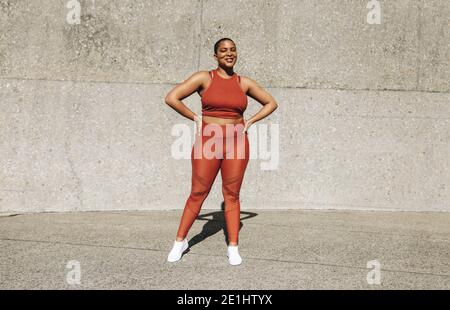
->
[175, 132, 221, 241]
[221, 128, 250, 246]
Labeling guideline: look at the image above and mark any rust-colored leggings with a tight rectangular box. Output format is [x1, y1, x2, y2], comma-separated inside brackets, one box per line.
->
[176, 119, 250, 244]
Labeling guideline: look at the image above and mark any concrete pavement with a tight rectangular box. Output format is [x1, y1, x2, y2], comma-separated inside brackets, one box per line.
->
[1, 208, 449, 289]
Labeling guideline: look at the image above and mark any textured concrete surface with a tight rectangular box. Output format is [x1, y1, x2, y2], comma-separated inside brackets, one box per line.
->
[1, 1, 449, 90]
[1, 79, 449, 213]
[0, 209, 449, 289]
[1, 1, 450, 213]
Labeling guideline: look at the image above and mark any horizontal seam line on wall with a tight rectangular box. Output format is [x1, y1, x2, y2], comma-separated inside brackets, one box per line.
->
[0, 77, 449, 95]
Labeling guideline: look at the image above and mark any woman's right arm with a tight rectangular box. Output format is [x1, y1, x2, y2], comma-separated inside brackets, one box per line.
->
[164, 71, 205, 121]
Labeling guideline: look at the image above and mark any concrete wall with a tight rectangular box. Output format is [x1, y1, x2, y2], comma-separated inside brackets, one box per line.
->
[1, 0, 449, 213]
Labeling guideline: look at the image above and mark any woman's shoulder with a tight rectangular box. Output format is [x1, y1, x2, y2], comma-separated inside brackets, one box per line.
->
[181, 71, 211, 84]
[237, 74, 257, 88]
[197, 70, 212, 75]
[238, 74, 255, 83]
[191, 70, 213, 81]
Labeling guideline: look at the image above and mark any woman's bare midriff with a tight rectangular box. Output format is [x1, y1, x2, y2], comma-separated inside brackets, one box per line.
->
[202, 115, 244, 125]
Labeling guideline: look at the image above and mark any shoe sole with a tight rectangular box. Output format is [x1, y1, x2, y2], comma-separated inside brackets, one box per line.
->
[227, 254, 242, 265]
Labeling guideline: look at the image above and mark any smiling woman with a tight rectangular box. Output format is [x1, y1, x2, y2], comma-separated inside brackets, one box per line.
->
[164, 37, 278, 266]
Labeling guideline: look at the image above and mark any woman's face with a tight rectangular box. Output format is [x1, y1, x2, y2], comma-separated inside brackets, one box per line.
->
[215, 40, 237, 68]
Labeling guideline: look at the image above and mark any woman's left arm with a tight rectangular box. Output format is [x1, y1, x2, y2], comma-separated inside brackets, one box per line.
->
[242, 76, 278, 131]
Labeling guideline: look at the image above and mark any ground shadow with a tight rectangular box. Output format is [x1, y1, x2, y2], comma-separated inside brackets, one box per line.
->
[187, 202, 258, 249]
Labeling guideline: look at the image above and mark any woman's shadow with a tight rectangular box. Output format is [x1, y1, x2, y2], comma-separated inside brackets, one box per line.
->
[187, 202, 258, 249]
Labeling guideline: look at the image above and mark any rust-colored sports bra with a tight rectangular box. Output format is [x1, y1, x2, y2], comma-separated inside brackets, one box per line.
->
[201, 69, 247, 119]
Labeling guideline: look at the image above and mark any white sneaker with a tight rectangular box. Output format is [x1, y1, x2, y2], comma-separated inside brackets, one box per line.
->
[227, 245, 242, 265]
[167, 238, 189, 262]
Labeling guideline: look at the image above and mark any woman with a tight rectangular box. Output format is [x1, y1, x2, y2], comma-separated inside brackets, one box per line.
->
[164, 38, 278, 265]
